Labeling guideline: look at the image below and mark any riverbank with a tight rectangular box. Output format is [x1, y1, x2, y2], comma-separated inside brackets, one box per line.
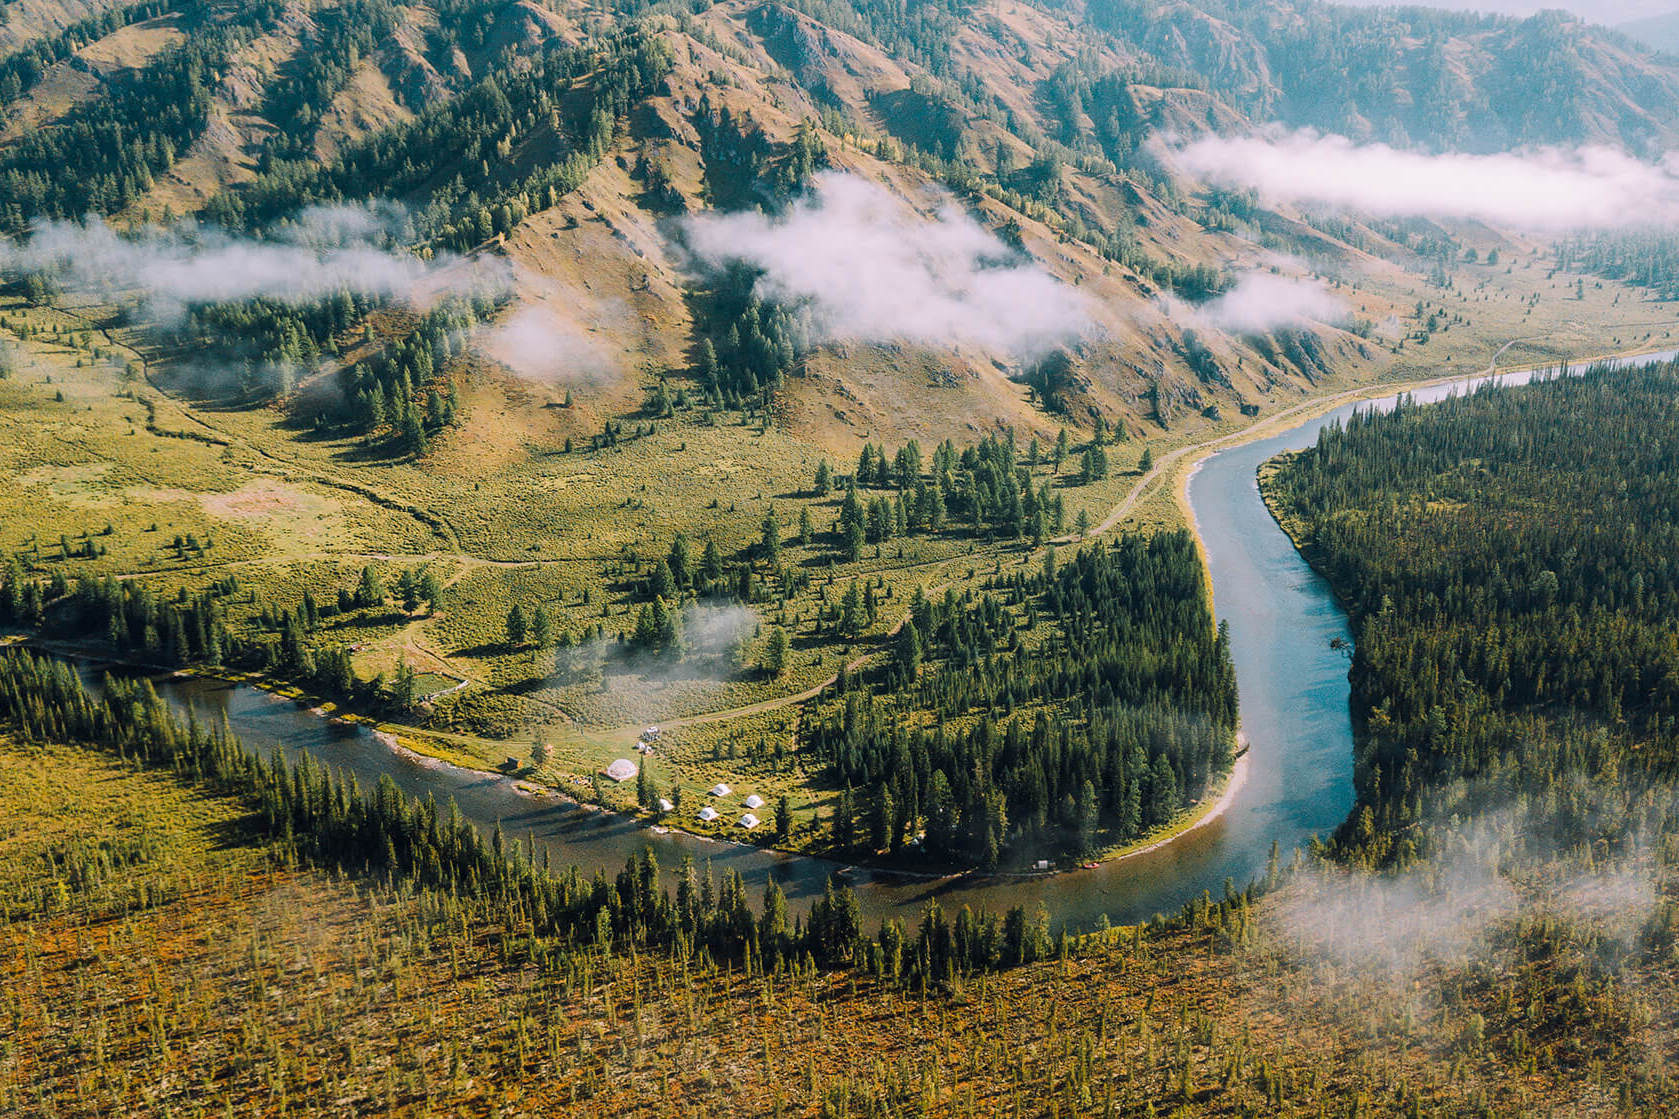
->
[1090, 746, 1251, 872]
[8, 627, 1261, 888]
[1169, 343, 1679, 600]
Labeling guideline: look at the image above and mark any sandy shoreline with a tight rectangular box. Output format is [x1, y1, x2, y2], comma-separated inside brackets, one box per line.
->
[1092, 747, 1251, 872]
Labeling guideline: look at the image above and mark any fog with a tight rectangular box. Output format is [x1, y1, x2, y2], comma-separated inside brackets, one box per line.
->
[1273, 798, 1666, 992]
[0, 204, 507, 321]
[1329, 0, 1676, 21]
[1164, 270, 1347, 335]
[1172, 130, 1679, 230]
[477, 303, 616, 384]
[681, 171, 1093, 359]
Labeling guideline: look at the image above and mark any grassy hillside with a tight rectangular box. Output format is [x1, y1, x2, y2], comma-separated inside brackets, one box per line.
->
[2, 723, 1675, 1115]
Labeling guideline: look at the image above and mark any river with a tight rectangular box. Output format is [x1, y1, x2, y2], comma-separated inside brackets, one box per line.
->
[109, 353, 1676, 930]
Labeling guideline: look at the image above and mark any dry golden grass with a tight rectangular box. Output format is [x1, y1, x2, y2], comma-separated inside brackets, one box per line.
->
[2, 733, 1674, 1117]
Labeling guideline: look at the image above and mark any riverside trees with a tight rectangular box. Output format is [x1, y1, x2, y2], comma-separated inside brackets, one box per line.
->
[805, 530, 1237, 868]
[1264, 362, 1679, 867]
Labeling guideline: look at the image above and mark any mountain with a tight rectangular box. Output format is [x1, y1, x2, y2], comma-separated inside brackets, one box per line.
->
[1090, 0, 1679, 154]
[1621, 10, 1679, 53]
[0, 0, 1672, 463]
[2, 7, 1677, 1110]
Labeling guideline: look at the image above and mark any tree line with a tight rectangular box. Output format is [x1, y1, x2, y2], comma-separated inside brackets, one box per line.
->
[0, 0, 199, 108]
[806, 531, 1238, 868]
[0, 646, 1243, 986]
[1264, 363, 1679, 868]
[206, 30, 673, 251]
[0, 2, 283, 231]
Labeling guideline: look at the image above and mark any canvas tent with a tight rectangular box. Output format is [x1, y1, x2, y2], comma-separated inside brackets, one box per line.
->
[604, 758, 637, 783]
[697, 806, 719, 822]
[743, 794, 765, 809]
[708, 783, 731, 797]
[657, 798, 674, 813]
[737, 813, 760, 830]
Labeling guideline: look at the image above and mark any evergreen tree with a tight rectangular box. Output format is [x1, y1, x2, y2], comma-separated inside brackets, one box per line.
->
[759, 506, 780, 565]
[761, 626, 789, 677]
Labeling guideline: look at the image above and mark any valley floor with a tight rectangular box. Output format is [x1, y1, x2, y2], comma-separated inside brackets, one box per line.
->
[2, 273, 1673, 874]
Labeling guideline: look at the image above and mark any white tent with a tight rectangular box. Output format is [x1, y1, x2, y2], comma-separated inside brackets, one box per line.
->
[657, 798, 674, 813]
[708, 783, 732, 797]
[604, 758, 637, 783]
[697, 806, 719, 822]
[743, 794, 765, 810]
[737, 813, 760, 830]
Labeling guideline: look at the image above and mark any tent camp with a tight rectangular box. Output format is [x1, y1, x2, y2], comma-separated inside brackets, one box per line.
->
[604, 759, 637, 783]
[737, 813, 760, 830]
[708, 783, 731, 797]
[743, 794, 765, 810]
[697, 806, 719, 822]
[657, 798, 674, 813]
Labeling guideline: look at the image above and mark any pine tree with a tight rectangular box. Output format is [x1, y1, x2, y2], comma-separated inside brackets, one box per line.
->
[894, 620, 922, 682]
[357, 566, 385, 609]
[839, 486, 866, 561]
[870, 785, 894, 850]
[667, 535, 691, 589]
[761, 626, 789, 676]
[419, 571, 443, 613]
[760, 506, 780, 565]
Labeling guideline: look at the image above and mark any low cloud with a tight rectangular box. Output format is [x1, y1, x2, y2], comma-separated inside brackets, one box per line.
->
[479, 303, 615, 383]
[1272, 848, 1520, 978]
[1171, 130, 1679, 230]
[682, 172, 1093, 358]
[1272, 798, 1667, 987]
[551, 604, 760, 698]
[0, 204, 506, 322]
[680, 604, 757, 660]
[1164, 270, 1346, 334]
